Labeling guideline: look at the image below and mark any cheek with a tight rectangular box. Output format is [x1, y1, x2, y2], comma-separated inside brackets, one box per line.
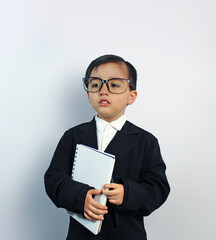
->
[88, 94, 97, 105]
[87, 92, 90, 102]
[87, 92, 92, 103]
[119, 96, 130, 106]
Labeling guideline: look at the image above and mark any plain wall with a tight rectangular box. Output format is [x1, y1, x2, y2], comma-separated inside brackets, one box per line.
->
[1, 0, 216, 239]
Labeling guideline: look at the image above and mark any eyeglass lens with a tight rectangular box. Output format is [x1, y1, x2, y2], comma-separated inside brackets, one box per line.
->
[87, 78, 129, 94]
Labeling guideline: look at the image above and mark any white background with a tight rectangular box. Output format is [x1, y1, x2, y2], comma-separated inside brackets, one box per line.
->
[1, 0, 216, 239]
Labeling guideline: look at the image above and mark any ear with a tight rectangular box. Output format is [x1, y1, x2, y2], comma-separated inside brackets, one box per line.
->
[127, 90, 137, 105]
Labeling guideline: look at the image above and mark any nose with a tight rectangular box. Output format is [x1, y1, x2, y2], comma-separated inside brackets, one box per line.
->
[99, 82, 109, 95]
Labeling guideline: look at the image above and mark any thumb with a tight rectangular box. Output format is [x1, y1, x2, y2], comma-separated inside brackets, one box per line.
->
[89, 188, 102, 195]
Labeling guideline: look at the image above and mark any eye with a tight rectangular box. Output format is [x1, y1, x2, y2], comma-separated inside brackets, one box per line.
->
[110, 83, 120, 88]
[109, 79, 124, 88]
[88, 78, 101, 90]
[91, 83, 100, 88]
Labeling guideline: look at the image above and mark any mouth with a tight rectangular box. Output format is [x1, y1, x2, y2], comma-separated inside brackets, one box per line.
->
[99, 99, 110, 105]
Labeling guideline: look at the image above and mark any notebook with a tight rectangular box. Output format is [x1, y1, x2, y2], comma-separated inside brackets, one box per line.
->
[66, 144, 115, 235]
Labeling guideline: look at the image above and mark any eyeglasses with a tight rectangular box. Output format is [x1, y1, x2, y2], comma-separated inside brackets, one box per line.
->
[82, 77, 135, 94]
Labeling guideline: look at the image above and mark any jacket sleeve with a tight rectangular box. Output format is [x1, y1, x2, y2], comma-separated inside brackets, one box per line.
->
[44, 129, 92, 214]
[117, 136, 170, 216]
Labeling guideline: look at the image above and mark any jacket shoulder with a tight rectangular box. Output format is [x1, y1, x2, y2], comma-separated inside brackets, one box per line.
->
[64, 120, 93, 135]
[125, 121, 158, 141]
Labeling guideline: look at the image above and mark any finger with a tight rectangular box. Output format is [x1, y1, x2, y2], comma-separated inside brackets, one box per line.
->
[84, 208, 107, 222]
[102, 188, 117, 196]
[87, 199, 108, 212]
[89, 189, 102, 195]
[84, 211, 96, 221]
[108, 199, 120, 205]
[103, 183, 118, 189]
[107, 194, 118, 201]
[90, 198, 108, 210]
[84, 211, 104, 221]
[88, 204, 108, 216]
[108, 197, 123, 205]
[84, 209, 105, 221]
[86, 189, 107, 208]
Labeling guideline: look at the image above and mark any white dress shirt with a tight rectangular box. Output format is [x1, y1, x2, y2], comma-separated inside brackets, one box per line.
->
[95, 115, 126, 152]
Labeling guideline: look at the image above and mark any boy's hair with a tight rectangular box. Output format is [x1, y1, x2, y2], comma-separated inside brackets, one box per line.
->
[85, 54, 137, 90]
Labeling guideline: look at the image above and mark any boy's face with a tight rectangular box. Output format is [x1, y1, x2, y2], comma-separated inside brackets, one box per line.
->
[87, 62, 137, 122]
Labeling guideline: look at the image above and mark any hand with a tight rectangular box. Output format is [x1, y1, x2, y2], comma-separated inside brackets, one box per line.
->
[84, 189, 108, 221]
[102, 183, 124, 205]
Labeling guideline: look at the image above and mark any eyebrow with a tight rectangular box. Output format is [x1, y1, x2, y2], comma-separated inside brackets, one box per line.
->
[89, 77, 129, 80]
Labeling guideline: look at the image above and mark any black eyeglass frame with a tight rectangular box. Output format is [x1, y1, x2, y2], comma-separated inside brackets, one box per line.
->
[82, 77, 135, 94]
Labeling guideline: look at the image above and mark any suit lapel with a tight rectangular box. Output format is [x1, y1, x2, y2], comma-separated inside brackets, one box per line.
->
[105, 121, 139, 160]
[75, 118, 98, 149]
[75, 119, 140, 160]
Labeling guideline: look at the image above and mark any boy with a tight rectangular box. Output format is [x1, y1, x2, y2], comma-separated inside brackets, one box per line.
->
[44, 54, 170, 240]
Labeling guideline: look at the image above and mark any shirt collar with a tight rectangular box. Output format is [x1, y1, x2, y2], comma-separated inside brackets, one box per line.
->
[95, 114, 126, 133]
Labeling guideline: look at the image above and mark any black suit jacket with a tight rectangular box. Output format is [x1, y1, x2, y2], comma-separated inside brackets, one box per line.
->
[44, 118, 170, 240]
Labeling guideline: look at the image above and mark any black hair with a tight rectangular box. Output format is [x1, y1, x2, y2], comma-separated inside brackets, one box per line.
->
[85, 54, 137, 90]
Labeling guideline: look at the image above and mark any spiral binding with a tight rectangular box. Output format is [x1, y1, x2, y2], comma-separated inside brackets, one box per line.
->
[71, 146, 78, 179]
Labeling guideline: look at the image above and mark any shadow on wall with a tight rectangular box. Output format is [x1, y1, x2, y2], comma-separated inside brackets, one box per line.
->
[62, 74, 95, 127]
[21, 78, 95, 240]
[22, 149, 68, 240]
